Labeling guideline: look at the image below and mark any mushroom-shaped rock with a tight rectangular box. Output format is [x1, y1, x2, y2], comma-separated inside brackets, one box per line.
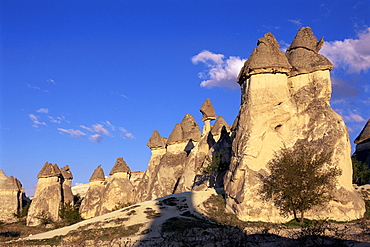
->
[286, 27, 333, 75]
[147, 130, 166, 149]
[238, 32, 292, 83]
[200, 98, 216, 121]
[355, 119, 370, 144]
[109, 158, 131, 176]
[89, 165, 105, 182]
[181, 113, 201, 142]
[60, 165, 73, 180]
[211, 116, 230, 136]
[37, 162, 61, 178]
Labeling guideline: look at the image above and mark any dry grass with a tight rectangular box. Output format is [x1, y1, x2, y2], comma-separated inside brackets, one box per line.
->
[0, 220, 50, 243]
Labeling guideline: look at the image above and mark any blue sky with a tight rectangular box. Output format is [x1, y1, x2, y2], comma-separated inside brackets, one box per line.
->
[1, 0, 369, 196]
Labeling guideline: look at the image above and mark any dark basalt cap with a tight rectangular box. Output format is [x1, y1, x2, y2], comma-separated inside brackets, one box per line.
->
[355, 119, 370, 144]
[238, 32, 292, 83]
[286, 27, 333, 75]
[109, 157, 131, 176]
[147, 130, 166, 149]
[37, 162, 61, 178]
[60, 165, 73, 180]
[200, 98, 216, 121]
[89, 165, 105, 182]
[211, 116, 230, 136]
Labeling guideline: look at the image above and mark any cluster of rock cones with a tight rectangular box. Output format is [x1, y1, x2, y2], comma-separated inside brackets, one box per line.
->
[1, 27, 369, 226]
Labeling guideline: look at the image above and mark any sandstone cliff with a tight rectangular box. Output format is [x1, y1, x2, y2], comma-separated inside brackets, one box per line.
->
[0, 170, 24, 223]
[224, 27, 365, 223]
[27, 162, 74, 226]
[79, 165, 106, 219]
[80, 159, 136, 219]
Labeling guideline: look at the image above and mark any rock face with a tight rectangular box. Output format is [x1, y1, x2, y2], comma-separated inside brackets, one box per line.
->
[27, 162, 74, 226]
[353, 119, 370, 169]
[80, 165, 106, 219]
[99, 158, 135, 215]
[0, 170, 24, 223]
[136, 114, 201, 202]
[80, 159, 136, 219]
[136, 100, 232, 201]
[224, 27, 365, 223]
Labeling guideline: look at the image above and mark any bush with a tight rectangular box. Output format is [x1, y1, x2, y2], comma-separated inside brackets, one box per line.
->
[59, 201, 82, 226]
[352, 157, 370, 185]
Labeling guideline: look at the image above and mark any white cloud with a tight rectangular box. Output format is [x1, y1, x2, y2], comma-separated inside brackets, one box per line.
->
[119, 127, 135, 139]
[92, 124, 111, 136]
[80, 125, 93, 132]
[48, 116, 61, 124]
[58, 128, 86, 138]
[192, 50, 246, 88]
[288, 19, 302, 27]
[321, 27, 370, 73]
[36, 108, 49, 114]
[89, 134, 103, 143]
[47, 79, 56, 84]
[343, 113, 366, 123]
[27, 84, 48, 93]
[111, 91, 129, 99]
[104, 121, 116, 131]
[29, 114, 46, 128]
[192, 50, 225, 65]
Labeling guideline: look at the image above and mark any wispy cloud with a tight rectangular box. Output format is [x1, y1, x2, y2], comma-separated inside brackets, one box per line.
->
[58, 128, 86, 138]
[104, 121, 116, 131]
[29, 114, 47, 128]
[111, 91, 129, 99]
[119, 127, 135, 139]
[343, 113, 366, 123]
[36, 108, 49, 114]
[27, 84, 48, 93]
[92, 124, 111, 136]
[192, 50, 246, 88]
[321, 27, 370, 73]
[331, 77, 360, 100]
[48, 115, 69, 124]
[47, 79, 56, 84]
[288, 19, 302, 27]
[80, 125, 93, 132]
[89, 134, 103, 143]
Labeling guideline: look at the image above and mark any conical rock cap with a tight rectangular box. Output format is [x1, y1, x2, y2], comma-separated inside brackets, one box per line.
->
[109, 157, 131, 176]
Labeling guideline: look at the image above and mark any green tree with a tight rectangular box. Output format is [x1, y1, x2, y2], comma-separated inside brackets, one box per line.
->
[260, 142, 341, 225]
[59, 196, 83, 226]
[352, 157, 370, 185]
[200, 151, 229, 187]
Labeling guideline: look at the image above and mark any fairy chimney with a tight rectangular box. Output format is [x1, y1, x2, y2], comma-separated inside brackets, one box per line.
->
[200, 98, 217, 134]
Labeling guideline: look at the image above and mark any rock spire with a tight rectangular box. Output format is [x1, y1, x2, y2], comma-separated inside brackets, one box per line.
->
[147, 130, 167, 149]
[224, 27, 365, 223]
[89, 165, 105, 182]
[109, 158, 131, 176]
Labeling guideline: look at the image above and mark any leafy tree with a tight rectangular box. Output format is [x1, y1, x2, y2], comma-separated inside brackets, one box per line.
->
[200, 151, 229, 187]
[59, 196, 83, 226]
[352, 157, 370, 185]
[260, 142, 341, 225]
